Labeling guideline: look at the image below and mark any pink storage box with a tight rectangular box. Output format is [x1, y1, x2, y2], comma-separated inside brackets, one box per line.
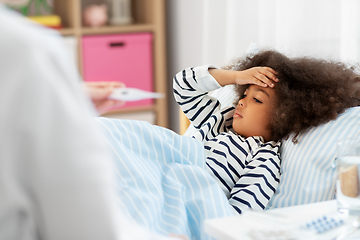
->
[82, 32, 153, 108]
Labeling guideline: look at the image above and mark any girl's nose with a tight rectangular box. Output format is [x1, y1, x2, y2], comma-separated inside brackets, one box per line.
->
[238, 98, 245, 107]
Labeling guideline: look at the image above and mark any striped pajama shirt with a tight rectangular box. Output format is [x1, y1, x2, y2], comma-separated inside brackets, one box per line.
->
[173, 65, 281, 213]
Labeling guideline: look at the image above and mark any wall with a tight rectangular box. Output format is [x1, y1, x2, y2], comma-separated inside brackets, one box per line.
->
[166, 0, 258, 133]
[166, 0, 360, 133]
[166, 0, 205, 133]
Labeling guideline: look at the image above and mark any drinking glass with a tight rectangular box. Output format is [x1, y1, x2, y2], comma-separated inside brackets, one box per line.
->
[336, 138, 360, 215]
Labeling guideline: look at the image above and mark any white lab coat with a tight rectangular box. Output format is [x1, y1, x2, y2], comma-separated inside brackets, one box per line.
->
[0, 4, 175, 240]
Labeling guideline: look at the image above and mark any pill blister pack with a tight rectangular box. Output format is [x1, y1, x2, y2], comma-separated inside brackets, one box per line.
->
[302, 215, 345, 234]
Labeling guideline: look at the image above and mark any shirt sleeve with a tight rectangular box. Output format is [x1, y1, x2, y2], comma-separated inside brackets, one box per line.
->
[228, 140, 281, 213]
[173, 65, 223, 129]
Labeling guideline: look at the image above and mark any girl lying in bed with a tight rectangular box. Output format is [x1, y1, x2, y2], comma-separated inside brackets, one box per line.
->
[173, 49, 360, 214]
[96, 49, 360, 240]
[174, 60, 281, 214]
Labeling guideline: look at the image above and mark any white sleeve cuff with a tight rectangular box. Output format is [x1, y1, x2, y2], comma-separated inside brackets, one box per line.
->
[196, 64, 222, 92]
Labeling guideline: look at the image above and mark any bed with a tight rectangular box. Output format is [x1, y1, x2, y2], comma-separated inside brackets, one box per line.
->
[95, 117, 234, 240]
[95, 85, 360, 240]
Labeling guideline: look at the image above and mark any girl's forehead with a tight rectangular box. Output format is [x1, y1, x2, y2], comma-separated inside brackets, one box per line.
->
[248, 84, 276, 98]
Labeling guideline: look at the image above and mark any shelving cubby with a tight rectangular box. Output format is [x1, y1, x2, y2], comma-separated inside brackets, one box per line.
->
[53, 0, 168, 127]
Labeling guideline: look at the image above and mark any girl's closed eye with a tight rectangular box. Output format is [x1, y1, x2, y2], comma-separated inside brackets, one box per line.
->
[241, 89, 249, 99]
[254, 97, 262, 103]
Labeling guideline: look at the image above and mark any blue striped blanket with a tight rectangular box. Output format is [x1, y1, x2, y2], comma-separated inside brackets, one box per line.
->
[95, 118, 235, 240]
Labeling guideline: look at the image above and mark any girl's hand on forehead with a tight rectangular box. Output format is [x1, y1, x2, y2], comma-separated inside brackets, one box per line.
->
[235, 67, 278, 88]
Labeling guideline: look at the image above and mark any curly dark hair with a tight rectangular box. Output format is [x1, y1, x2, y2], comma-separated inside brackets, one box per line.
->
[226, 50, 360, 143]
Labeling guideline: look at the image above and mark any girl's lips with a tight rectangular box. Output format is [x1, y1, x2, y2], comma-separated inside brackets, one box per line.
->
[234, 111, 243, 118]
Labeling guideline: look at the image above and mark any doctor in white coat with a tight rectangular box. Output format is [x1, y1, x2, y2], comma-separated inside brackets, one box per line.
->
[0, 1, 183, 240]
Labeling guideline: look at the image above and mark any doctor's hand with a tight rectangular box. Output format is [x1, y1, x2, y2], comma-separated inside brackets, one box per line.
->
[84, 81, 126, 115]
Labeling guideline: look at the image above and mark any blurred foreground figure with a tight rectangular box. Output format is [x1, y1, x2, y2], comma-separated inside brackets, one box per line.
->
[0, 2, 181, 240]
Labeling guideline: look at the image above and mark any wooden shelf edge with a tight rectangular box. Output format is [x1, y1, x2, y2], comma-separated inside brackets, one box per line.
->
[58, 24, 154, 36]
[102, 105, 155, 115]
[81, 24, 154, 35]
[58, 28, 76, 36]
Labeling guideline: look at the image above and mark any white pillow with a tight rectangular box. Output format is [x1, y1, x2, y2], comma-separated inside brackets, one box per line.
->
[184, 85, 360, 209]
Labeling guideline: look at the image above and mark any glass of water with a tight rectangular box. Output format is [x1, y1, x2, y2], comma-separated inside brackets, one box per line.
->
[337, 138, 360, 215]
